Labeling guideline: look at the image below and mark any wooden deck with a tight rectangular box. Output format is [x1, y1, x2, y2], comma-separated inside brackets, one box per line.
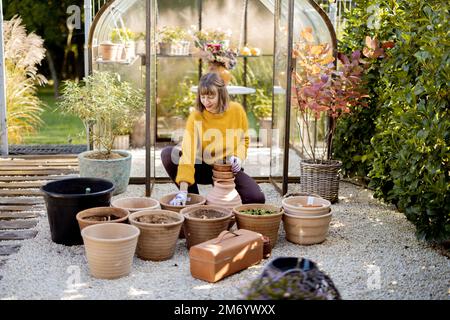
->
[0, 155, 79, 279]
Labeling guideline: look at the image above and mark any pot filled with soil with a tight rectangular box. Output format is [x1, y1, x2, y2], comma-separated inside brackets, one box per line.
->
[129, 210, 184, 261]
[233, 204, 283, 248]
[76, 207, 129, 231]
[41, 177, 115, 246]
[159, 192, 206, 238]
[180, 205, 232, 248]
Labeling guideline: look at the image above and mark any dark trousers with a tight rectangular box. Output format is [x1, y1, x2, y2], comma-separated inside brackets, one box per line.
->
[161, 146, 265, 204]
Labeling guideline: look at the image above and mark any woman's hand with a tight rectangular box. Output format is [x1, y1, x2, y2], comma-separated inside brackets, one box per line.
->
[229, 156, 242, 173]
[169, 191, 188, 206]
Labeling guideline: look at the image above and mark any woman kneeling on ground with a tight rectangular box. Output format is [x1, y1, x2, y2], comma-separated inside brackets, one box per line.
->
[161, 72, 265, 205]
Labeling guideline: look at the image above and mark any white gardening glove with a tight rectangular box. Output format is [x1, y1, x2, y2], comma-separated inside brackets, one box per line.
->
[229, 156, 242, 174]
[169, 191, 188, 206]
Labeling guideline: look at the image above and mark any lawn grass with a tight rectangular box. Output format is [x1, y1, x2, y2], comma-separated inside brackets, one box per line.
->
[21, 86, 87, 144]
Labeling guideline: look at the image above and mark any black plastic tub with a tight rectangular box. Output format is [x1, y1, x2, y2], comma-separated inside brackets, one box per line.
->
[41, 177, 115, 246]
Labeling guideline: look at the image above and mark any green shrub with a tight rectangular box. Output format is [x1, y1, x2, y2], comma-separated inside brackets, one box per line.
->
[334, 0, 450, 241]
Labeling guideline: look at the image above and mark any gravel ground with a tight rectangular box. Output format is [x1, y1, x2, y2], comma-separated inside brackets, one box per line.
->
[0, 181, 448, 300]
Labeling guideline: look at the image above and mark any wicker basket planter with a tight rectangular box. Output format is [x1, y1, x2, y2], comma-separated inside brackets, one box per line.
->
[233, 204, 283, 248]
[129, 210, 184, 261]
[299, 159, 342, 203]
[181, 205, 232, 249]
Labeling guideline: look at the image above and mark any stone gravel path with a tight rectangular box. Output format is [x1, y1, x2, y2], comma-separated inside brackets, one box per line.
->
[0, 181, 448, 300]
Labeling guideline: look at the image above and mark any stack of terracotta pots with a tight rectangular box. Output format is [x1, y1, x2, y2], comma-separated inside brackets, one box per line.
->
[281, 193, 332, 245]
[207, 161, 242, 210]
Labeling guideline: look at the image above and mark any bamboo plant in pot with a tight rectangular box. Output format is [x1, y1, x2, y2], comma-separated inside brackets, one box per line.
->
[58, 71, 145, 195]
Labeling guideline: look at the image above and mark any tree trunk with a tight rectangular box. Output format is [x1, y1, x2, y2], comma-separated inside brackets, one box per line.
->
[45, 49, 59, 98]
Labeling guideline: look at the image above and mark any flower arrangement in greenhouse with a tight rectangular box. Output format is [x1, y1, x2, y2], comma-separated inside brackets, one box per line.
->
[191, 27, 237, 70]
[292, 27, 392, 162]
[200, 42, 238, 70]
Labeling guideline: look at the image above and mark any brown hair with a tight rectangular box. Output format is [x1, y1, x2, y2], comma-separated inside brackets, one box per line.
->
[195, 73, 229, 113]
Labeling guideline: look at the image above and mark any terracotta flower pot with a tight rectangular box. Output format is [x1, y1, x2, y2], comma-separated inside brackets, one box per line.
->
[213, 161, 232, 172]
[282, 211, 332, 245]
[159, 193, 206, 213]
[282, 195, 331, 217]
[233, 204, 283, 248]
[76, 207, 129, 231]
[129, 210, 184, 261]
[111, 197, 160, 213]
[206, 179, 242, 210]
[180, 205, 232, 248]
[212, 169, 234, 180]
[81, 223, 140, 279]
[159, 193, 206, 238]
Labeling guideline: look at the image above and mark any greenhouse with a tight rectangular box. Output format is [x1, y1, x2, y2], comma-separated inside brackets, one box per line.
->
[0, 0, 448, 305]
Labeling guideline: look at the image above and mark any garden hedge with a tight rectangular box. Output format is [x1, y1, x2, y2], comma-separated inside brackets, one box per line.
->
[332, 0, 449, 241]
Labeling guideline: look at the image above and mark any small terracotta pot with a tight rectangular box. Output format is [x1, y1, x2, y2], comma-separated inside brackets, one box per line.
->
[213, 161, 232, 172]
[233, 204, 283, 248]
[282, 211, 332, 245]
[111, 197, 160, 213]
[81, 223, 140, 279]
[282, 195, 331, 216]
[212, 169, 234, 179]
[76, 207, 129, 231]
[181, 205, 232, 248]
[129, 210, 184, 261]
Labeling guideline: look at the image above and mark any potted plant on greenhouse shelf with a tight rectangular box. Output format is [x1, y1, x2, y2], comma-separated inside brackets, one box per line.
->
[157, 26, 191, 56]
[57, 71, 145, 195]
[292, 27, 369, 203]
[252, 89, 273, 147]
[191, 27, 232, 50]
[110, 27, 136, 61]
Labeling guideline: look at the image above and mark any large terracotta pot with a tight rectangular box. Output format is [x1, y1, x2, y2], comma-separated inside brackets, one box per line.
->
[81, 223, 139, 279]
[180, 205, 232, 248]
[233, 204, 283, 248]
[206, 179, 242, 210]
[282, 211, 332, 245]
[129, 210, 184, 261]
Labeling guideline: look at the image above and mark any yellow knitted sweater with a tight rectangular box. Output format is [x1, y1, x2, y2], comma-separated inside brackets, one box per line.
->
[175, 101, 249, 185]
